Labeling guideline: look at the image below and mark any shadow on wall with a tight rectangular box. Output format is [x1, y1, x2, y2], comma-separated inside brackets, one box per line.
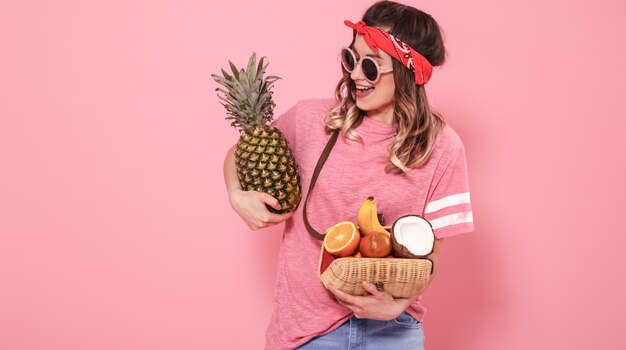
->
[247, 222, 284, 302]
[420, 210, 509, 349]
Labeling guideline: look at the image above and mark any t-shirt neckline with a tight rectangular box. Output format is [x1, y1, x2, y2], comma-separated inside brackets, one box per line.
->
[357, 115, 397, 137]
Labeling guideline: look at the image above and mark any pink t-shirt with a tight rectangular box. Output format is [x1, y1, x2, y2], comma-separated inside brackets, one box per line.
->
[265, 98, 474, 349]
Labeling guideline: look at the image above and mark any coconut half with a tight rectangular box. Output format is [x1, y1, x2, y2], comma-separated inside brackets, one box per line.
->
[391, 215, 436, 258]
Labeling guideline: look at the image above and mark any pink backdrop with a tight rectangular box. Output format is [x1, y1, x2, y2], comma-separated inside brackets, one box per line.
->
[2, 0, 625, 349]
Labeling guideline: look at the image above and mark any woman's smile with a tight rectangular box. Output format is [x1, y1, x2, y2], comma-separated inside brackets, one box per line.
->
[356, 84, 375, 98]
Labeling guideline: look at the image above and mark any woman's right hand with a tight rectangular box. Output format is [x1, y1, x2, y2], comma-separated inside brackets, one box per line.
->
[229, 189, 294, 231]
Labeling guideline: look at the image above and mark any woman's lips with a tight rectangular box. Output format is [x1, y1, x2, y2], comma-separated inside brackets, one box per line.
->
[356, 86, 374, 98]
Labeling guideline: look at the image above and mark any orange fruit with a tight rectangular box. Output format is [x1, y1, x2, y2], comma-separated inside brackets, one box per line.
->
[323, 221, 361, 257]
[359, 232, 392, 258]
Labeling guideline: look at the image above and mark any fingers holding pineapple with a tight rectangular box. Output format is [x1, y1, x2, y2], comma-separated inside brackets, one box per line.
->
[230, 189, 294, 231]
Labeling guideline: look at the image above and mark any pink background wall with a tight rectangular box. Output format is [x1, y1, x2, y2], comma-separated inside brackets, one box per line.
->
[2, 0, 625, 349]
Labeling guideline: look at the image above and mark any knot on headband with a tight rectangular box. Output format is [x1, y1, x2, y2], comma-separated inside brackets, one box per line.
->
[344, 20, 433, 85]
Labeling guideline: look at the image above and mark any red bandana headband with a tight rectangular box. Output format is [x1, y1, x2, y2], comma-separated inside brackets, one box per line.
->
[344, 20, 433, 85]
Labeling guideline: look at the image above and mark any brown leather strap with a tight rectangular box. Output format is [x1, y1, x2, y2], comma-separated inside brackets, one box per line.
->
[303, 130, 340, 241]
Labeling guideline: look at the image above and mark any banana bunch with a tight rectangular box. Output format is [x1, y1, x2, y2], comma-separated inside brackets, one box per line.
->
[357, 196, 391, 237]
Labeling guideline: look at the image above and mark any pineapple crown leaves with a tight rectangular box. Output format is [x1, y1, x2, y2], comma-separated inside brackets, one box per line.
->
[211, 53, 281, 132]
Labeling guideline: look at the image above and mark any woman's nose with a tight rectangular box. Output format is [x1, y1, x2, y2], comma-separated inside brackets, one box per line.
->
[350, 61, 366, 81]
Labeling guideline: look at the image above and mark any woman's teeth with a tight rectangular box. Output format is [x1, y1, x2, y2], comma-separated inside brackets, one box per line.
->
[356, 85, 374, 98]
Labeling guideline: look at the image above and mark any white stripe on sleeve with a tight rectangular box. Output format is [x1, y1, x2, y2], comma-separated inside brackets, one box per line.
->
[430, 212, 474, 230]
[425, 192, 471, 214]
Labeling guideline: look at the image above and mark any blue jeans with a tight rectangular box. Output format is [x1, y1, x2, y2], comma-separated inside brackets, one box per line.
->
[296, 312, 425, 350]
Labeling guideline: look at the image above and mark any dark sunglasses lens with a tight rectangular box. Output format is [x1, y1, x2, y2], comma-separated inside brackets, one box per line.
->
[341, 49, 355, 71]
[362, 58, 379, 82]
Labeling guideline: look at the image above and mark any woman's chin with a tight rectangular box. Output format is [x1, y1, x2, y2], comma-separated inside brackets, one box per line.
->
[356, 98, 385, 114]
[355, 98, 373, 112]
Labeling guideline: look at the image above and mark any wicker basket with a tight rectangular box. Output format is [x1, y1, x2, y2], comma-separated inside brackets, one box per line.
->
[318, 247, 433, 299]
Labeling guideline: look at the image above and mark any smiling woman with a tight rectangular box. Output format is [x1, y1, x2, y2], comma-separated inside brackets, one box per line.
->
[223, 1, 474, 349]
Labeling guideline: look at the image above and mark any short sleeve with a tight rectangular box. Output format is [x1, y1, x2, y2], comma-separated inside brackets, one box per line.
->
[270, 102, 298, 148]
[423, 143, 475, 238]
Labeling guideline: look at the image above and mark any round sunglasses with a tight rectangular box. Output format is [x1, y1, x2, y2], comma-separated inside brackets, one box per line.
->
[340, 47, 393, 84]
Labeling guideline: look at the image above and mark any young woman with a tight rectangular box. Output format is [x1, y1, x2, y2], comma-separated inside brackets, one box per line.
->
[223, 1, 474, 349]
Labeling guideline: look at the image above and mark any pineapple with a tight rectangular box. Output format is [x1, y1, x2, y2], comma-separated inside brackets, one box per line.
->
[211, 53, 301, 214]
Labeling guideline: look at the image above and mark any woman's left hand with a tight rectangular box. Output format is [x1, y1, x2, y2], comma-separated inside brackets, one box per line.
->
[327, 281, 413, 320]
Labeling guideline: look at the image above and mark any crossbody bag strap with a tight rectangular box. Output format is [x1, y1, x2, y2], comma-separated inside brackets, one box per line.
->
[303, 129, 340, 241]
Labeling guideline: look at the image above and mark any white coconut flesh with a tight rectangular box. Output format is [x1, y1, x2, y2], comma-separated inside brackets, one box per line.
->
[393, 216, 435, 256]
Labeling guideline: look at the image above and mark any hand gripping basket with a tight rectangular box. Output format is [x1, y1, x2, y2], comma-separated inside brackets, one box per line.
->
[304, 131, 434, 299]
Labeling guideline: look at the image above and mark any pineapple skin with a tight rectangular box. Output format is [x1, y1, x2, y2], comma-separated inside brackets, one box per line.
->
[235, 125, 301, 214]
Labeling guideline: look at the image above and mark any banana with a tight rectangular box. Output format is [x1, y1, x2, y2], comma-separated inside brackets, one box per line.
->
[357, 196, 391, 237]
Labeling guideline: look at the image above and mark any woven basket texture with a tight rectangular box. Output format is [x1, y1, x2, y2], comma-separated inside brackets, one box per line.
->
[318, 248, 432, 299]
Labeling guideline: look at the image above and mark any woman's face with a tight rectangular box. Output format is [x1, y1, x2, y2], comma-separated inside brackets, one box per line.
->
[350, 34, 396, 120]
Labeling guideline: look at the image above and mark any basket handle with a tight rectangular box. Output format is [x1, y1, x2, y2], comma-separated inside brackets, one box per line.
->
[303, 129, 340, 241]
